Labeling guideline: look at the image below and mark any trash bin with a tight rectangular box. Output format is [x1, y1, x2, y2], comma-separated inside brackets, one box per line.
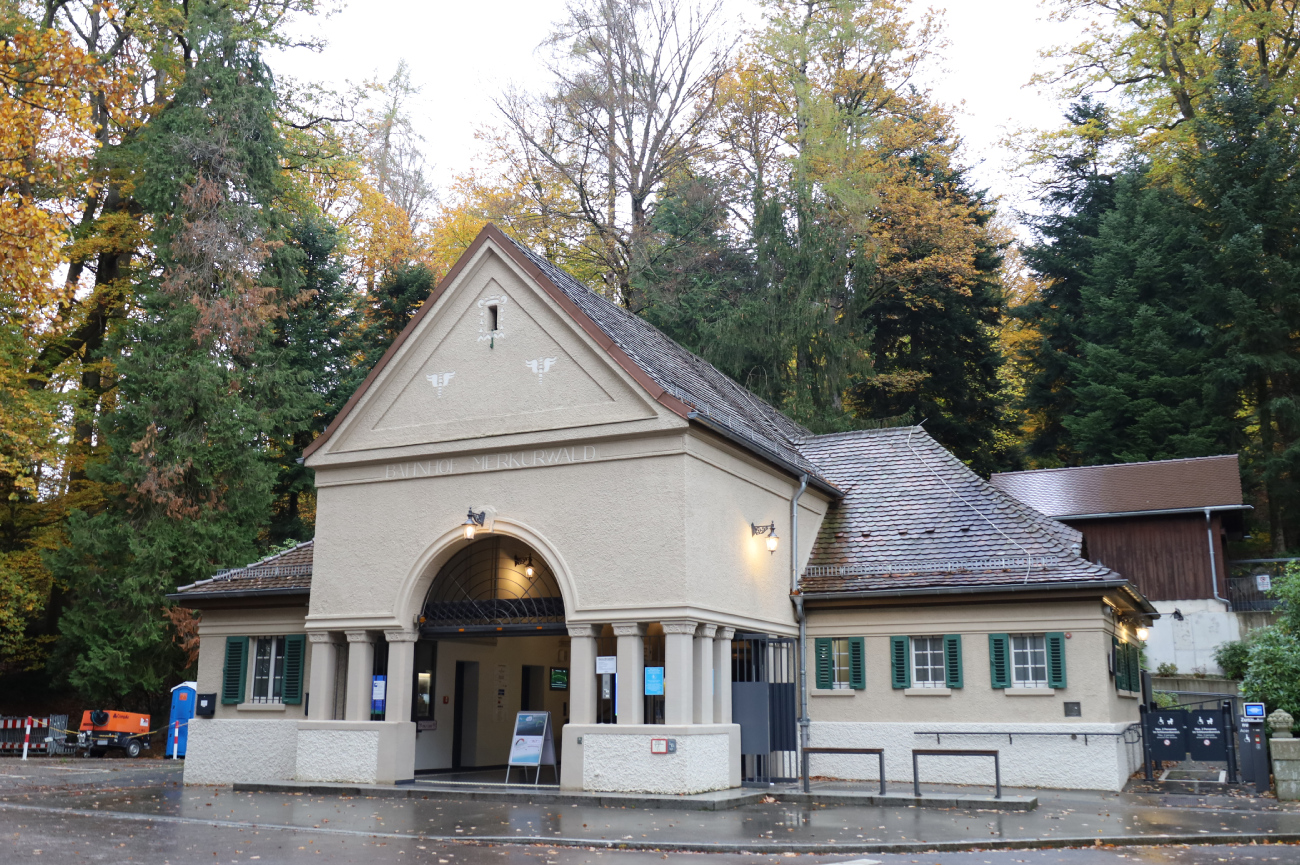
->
[167, 681, 197, 758]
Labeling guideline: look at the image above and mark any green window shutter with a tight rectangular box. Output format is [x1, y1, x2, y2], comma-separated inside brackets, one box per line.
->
[1112, 635, 1123, 691]
[988, 633, 1010, 689]
[815, 638, 833, 690]
[889, 636, 910, 689]
[282, 634, 306, 704]
[1126, 643, 1140, 693]
[221, 637, 248, 704]
[944, 634, 963, 688]
[848, 637, 866, 690]
[1046, 632, 1067, 689]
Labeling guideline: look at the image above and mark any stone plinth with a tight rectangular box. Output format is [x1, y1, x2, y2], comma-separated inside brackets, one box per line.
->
[1272, 737, 1300, 800]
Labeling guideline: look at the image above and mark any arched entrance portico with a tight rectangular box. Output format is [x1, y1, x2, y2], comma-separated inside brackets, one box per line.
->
[413, 536, 570, 775]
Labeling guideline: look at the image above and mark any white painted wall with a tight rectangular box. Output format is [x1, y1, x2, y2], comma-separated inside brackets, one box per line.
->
[1144, 599, 1239, 676]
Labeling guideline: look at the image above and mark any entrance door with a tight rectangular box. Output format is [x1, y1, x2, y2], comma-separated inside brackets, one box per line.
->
[733, 635, 798, 784]
[452, 661, 479, 769]
[521, 665, 545, 711]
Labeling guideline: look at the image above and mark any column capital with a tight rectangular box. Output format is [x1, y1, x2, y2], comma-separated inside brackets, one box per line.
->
[384, 629, 419, 643]
[566, 623, 599, 638]
[344, 629, 375, 644]
[716, 626, 736, 641]
[660, 619, 697, 635]
[611, 622, 648, 637]
[695, 623, 718, 639]
[307, 631, 337, 644]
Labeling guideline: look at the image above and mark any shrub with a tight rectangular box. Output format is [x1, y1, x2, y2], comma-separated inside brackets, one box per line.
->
[1241, 627, 1300, 717]
[1214, 640, 1251, 680]
[1155, 662, 1179, 677]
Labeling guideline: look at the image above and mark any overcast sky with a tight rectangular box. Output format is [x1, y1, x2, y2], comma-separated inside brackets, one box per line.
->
[267, 0, 1085, 220]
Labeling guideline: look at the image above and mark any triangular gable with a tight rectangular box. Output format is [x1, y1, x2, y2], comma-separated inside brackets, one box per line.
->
[306, 228, 687, 461]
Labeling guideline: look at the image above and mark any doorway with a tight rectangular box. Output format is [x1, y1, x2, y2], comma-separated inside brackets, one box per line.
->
[452, 660, 479, 768]
[521, 665, 545, 711]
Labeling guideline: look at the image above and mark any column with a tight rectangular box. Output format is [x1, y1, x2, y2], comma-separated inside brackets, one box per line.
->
[662, 620, 696, 725]
[693, 623, 716, 724]
[567, 624, 598, 724]
[306, 631, 339, 721]
[713, 627, 735, 725]
[384, 629, 418, 723]
[344, 630, 375, 721]
[612, 622, 647, 725]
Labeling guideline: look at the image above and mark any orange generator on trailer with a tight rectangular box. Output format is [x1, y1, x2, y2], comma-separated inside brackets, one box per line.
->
[77, 710, 151, 757]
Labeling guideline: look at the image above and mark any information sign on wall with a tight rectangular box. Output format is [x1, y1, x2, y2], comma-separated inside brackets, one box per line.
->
[550, 667, 568, 690]
[371, 676, 386, 714]
[595, 656, 617, 674]
[644, 666, 664, 696]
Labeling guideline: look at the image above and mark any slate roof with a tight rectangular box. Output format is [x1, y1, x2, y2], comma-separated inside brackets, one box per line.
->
[503, 237, 832, 487]
[172, 541, 314, 599]
[796, 428, 1127, 595]
[989, 455, 1245, 519]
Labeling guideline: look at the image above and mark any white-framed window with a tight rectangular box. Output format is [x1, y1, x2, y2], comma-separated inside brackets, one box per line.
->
[251, 636, 287, 703]
[829, 638, 852, 689]
[1011, 634, 1049, 687]
[911, 636, 947, 687]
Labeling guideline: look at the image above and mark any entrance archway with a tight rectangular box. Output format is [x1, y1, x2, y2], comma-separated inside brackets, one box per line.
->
[414, 536, 568, 777]
[420, 536, 567, 636]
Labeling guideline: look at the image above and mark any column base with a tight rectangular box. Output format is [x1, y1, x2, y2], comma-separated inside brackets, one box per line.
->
[561, 724, 740, 794]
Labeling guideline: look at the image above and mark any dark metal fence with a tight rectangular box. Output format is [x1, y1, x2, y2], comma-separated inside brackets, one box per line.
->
[1226, 558, 1299, 611]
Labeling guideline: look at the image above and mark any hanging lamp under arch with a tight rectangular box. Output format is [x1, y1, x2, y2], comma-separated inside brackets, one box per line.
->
[420, 536, 566, 635]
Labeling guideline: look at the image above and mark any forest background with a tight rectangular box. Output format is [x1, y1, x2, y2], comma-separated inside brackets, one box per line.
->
[3, 0, 1300, 712]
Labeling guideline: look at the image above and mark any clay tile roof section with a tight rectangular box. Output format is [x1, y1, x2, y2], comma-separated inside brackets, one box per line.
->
[796, 427, 1126, 595]
[502, 235, 832, 487]
[989, 455, 1243, 518]
[173, 540, 313, 598]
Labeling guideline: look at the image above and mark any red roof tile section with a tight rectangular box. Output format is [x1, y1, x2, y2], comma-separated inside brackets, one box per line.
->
[797, 428, 1121, 594]
[175, 541, 313, 597]
[989, 455, 1243, 518]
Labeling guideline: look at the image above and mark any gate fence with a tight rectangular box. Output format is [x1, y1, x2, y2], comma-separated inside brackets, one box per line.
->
[0, 715, 71, 755]
[732, 634, 798, 785]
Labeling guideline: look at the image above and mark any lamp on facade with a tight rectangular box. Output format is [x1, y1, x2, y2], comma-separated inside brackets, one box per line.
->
[1135, 625, 1150, 642]
[752, 522, 779, 554]
[514, 555, 536, 579]
[462, 508, 486, 540]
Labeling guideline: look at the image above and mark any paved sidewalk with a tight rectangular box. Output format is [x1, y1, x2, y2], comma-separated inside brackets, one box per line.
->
[3, 757, 1300, 859]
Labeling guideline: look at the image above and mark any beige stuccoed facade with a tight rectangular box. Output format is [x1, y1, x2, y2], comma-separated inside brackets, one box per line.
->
[177, 225, 1155, 793]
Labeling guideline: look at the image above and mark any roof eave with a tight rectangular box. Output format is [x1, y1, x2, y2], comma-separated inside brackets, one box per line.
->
[167, 587, 312, 602]
[688, 412, 840, 497]
[799, 578, 1130, 602]
[1055, 504, 1252, 521]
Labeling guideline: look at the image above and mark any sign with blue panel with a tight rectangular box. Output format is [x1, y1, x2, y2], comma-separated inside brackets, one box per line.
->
[644, 666, 664, 696]
[371, 675, 387, 714]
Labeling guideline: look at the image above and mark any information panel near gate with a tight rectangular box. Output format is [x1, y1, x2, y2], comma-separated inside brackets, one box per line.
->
[1188, 708, 1227, 761]
[1147, 709, 1187, 762]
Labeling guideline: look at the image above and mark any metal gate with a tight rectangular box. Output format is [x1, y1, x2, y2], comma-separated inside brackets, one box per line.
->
[732, 634, 798, 785]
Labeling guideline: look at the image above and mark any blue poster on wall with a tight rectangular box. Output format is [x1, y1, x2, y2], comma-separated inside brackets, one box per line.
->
[644, 666, 664, 696]
[371, 675, 386, 714]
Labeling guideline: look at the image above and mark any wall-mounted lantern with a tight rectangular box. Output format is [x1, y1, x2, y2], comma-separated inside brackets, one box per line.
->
[1135, 626, 1150, 642]
[463, 508, 486, 540]
[514, 555, 536, 579]
[752, 522, 779, 554]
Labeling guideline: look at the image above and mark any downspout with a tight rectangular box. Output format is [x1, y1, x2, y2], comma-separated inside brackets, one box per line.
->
[789, 473, 810, 788]
[1205, 508, 1230, 609]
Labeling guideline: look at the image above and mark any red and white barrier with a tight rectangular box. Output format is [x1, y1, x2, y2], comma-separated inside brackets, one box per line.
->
[172, 720, 180, 759]
[22, 716, 31, 760]
[0, 717, 51, 753]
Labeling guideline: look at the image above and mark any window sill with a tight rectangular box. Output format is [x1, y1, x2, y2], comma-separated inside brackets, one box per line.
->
[1004, 687, 1056, 696]
[904, 687, 952, 697]
[236, 702, 287, 712]
[1117, 689, 1141, 699]
[811, 688, 856, 697]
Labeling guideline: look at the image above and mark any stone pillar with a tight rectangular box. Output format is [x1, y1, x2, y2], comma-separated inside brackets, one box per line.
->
[567, 624, 598, 725]
[662, 620, 696, 725]
[613, 622, 647, 725]
[384, 629, 418, 723]
[713, 627, 735, 724]
[306, 632, 340, 721]
[344, 630, 375, 721]
[693, 623, 717, 724]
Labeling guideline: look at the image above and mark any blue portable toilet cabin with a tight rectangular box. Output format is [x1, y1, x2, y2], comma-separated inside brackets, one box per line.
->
[167, 681, 197, 758]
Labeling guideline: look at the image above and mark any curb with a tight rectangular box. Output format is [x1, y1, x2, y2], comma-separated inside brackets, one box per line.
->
[0, 801, 1296, 854]
[232, 781, 1036, 812]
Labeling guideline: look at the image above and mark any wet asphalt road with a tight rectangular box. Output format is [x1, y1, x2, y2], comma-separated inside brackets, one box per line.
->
[3, 758, 1300, 864]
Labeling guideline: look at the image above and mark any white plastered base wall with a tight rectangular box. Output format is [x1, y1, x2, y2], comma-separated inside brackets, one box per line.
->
[808, 722, 1143, 792]
[183, 719, 299, 785]
[561, 724, 741, 794]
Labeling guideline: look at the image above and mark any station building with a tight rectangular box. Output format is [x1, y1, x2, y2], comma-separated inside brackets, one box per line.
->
[176, 225, 1156, 793]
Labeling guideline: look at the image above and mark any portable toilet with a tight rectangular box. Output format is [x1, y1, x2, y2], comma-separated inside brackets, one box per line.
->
[167, 681, 197, 758]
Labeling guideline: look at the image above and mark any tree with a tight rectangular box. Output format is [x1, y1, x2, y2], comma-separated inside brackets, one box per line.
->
[496, 0, 733, 306]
